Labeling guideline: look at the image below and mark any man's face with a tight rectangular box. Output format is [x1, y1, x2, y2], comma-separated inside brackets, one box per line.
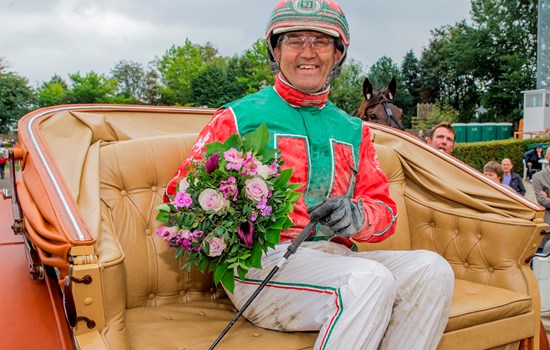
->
[274, 31, 341, 94]
[426, 127, 455, 154]
[501, 159, 513, 174]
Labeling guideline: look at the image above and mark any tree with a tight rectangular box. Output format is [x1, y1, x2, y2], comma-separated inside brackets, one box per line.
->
[368, 56, 413, 127]
[0, 70, 36, 132]
[110, 60, 146, 103]
[470, 0, 537, 122]
[235, 39, 274, 95]
[329, 58, 365, 114]
[417, 0, 538, 123]
[400, 50, 421, 119]
[37, 75, 68, 107]
[156, 39, 219, 106]
[142, 65, 161, 105]
[65, 72, 119, 104]
[190, 61, 232, 108]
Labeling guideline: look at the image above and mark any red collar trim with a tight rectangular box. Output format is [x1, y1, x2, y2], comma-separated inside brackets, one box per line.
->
[274, 75, 329, 108]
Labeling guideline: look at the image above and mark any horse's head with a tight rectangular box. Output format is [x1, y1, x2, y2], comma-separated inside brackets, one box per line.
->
[353, 76, 405, 130]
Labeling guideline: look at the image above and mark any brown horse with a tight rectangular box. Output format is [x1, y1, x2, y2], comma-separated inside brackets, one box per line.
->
[352, 77, 405, 130]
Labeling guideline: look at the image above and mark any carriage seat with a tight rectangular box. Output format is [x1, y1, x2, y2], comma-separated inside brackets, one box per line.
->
[90, 132, 542, 350]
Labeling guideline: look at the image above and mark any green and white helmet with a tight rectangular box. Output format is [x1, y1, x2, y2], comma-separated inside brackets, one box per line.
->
[265, 0, 350, 79]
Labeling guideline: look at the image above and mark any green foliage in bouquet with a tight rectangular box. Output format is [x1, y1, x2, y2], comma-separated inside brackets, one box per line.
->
[156, 124, 301, 293]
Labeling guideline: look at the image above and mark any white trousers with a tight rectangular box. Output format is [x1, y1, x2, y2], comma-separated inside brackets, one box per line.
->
[227, 241, 454, 350]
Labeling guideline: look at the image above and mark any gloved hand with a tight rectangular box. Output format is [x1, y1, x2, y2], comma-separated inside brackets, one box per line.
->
[306, 196, 365, 237]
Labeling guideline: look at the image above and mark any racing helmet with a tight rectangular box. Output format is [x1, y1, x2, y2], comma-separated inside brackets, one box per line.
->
[265, 0, 350, 82]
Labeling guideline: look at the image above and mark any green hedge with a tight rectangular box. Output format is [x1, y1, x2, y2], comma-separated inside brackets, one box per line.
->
[451, 137, 550, 173]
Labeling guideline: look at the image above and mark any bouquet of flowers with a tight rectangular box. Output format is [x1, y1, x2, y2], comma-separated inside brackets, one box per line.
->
[156, 124, 301, 293]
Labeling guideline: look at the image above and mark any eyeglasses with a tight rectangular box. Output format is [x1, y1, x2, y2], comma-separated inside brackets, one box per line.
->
[280, 34, 335, 53]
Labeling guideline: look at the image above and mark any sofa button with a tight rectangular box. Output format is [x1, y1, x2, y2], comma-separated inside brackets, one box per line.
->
[463, 263, 469, 268]
[145, 229, 152, 236]
[476, 234, 482, 240]
[84, 297, 93, 305]
[454, 229, 459, 235]
[148, 294, 155, 299]
[488, 267, 494, 272]
[198, 311, 206, 316]
[121, 190, 127, 196]
[165, 316, 173, 320]
[252, 333, 261, 337]
[152, 186, 158, 192]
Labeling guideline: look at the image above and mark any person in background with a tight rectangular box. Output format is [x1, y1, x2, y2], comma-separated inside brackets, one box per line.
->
[483, 161, 505, 184]
[0, 146, 7, 179]
[501, 158, 526, 196]
[524, 144, 544, 180]
[426, 122, 455, 154]
[164, 1, 453, 349]
[531, 149, 550, 250]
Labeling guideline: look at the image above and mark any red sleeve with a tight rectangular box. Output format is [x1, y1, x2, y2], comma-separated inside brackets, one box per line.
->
[164, 108, 238, 202]
[350, 124, 397, 243]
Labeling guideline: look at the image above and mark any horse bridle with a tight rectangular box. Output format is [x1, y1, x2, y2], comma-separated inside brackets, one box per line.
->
[364, 96, 405, 131]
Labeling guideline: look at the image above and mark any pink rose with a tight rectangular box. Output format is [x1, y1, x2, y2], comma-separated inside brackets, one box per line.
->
[178, 178, 190, 192]
[245, 177, 269, 201]
[208, 237, 226, 257]
[256, 162, 271, 179]
[198, 189, 227, 212]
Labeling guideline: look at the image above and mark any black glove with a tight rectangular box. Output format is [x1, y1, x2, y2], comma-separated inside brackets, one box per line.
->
[307, 196, 365, 237]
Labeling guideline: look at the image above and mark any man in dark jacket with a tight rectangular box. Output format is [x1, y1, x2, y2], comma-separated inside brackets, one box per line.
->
[524, 144, 544, 180]
[501, 158, 526, 195]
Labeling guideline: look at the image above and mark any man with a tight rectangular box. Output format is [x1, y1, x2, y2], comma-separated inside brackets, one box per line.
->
[0, 146, 7, 179]
[524, 144, 544, 180]
[426, 121, 456, 154]
[531, 148, 550, 250]
[501, 158, 526, 195]
[166, 1, 453, 349]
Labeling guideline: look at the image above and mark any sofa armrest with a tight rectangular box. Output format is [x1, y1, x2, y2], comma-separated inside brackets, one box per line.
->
[405, 190, 545, 295]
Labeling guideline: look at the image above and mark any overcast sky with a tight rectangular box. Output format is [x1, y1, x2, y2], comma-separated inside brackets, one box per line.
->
[1, 0, 472, 87]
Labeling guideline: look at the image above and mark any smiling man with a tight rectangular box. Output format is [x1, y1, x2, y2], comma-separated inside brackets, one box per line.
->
[426, 121, 456, 154]
[166, 1, 453, 349]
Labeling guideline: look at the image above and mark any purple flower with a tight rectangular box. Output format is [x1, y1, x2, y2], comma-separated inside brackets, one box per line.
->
[178, 230, 204, 252]
[261, 205, 272, 217]
[205, 153, 220, 173]
[241, 152, 258, 176]
[269, 161, 279, 177]
[173, 191, 193, 208]
[224, 148, 244, 171]
[237, 221, 254, 247]
[156, 226, 178, 241]
[256, 198, 272, 217]
[250, 212, 258, 222]
[220, 176, 239, 201]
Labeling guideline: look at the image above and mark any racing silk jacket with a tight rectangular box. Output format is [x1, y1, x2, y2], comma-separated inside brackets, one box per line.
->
[166, 75, 397, 244]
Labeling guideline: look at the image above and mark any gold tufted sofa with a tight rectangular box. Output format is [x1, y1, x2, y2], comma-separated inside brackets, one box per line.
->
[13, 105, 547, 350]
